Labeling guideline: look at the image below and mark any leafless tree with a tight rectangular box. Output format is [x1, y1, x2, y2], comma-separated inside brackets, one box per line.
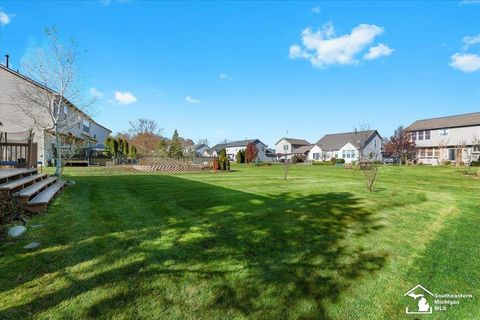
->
[463, 135, 480, 175]
[128, 118, 162, 136]
[283, 154, 290, 180]
[13, 27, 94, 178]
[197, 138, 209, 146]
[217, 138, 229, 145]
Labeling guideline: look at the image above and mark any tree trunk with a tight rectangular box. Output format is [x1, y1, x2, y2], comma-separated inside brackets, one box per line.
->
[55, 132, 63, 179]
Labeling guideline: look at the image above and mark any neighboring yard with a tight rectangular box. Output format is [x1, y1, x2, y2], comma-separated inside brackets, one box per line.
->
[0, 165, 479, 319]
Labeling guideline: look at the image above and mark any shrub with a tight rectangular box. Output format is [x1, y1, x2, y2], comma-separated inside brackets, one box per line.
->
[470, 160, 480, 167]
[335, 158, 345, 164]
[236, 150, 245, 163]
[291, 155, 306, 164]
[0, 192, 26, 225]
[212, 158, 220, 171]
[330, 157, 337, 164]
[442, 160, 452, 166]
[312, 161, 334, 166]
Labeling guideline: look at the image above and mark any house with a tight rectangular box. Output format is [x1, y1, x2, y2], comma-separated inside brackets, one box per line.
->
[275, 138, 312, 160]
[183, 143, 211, 157]
[211, 139, 269, 162]
[308, 130, 382, 163]
[0, 60, 111, 166]
[406, 112, 480, 165]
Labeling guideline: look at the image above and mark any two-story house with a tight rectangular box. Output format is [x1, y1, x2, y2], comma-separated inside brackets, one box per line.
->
[275, 138, 312, 160]
[308, 130, 383, 163]
[0, 62, 111, 165]
[406, 112, 480, 165]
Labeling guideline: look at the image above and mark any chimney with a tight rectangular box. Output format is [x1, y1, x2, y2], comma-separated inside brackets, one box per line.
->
[5, 54, 9, 68]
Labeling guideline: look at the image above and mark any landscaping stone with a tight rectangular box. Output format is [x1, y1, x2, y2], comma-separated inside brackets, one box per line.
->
[24, 242, 40, 249]
[7, 226, 26, 238]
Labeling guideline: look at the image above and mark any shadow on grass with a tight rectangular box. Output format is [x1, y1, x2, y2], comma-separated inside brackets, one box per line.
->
[0, 175, 387, 319]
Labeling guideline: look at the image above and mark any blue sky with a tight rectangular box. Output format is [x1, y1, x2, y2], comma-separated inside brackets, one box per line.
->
[0, 1, 479, 147]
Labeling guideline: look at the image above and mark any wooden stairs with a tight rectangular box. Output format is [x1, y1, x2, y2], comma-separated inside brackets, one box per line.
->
[0, 168, 66, 213]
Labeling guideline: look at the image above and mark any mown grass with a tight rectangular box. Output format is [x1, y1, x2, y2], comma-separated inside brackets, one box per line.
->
[0, 164, 479, 319]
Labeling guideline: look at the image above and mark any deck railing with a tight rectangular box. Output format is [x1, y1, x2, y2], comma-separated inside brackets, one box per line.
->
[0, 141, 38, 168]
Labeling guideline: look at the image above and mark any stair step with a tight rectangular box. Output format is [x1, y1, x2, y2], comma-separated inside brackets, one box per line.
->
[0, 168, 37, 181]
[18, 176, 58, 200]
[0, 173, 47, 191]
[28, 180, 66, 206]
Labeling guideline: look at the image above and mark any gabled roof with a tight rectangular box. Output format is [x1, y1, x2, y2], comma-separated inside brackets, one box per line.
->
[275, 137, 311, 146]
[406, 112, 480, 131]
[0, 64, 110, 132]
[293, 144, 313, 154]
[212, 139, 265, 151]
[316, 130, 379, 150]
[185, 143, 208, 151]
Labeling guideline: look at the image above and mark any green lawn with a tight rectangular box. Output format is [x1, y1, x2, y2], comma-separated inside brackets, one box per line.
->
[1, 164, 479, 319]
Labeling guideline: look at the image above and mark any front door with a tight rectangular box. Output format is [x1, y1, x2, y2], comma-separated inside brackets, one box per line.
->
[448, 149, 455, 161]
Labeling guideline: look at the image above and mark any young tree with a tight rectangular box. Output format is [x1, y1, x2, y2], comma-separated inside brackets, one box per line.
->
[168, 129, 183, 158]
[13, 27, 93, 178]
[157, 139, 169, 156]
[245, 142, 258, 163]
[383, 126, 416, 165]
[236, 150, 243, 163]
[128, 144, 137, 159]
[218, 149, 229, 171]
[352, 123, 373, 161]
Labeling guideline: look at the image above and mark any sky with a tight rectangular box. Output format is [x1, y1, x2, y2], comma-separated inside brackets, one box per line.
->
[0, 1, 479, 147]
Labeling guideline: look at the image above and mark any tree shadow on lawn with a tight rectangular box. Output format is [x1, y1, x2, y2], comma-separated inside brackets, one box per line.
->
[0, 175, 387, 319]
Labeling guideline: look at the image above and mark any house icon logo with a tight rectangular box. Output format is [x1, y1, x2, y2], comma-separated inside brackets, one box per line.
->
[404, 284, 434, 315]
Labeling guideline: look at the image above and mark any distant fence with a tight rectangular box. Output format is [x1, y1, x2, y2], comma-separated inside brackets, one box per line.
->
[138, 156, 213, 166]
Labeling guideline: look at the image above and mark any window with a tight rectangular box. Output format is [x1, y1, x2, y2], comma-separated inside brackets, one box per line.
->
[418, 131, 424, 140]
[420, 149, 426, 158]
[82, 119, 90, 133]
[427, 148, 433, 157]
[313, 153, 320, 160]
[440, 129, 449, 136]
[434, 148, 440, 158]
[284, 145, 289, 151]
[342, 150, 346, 158]
[334, 151, 338, 158]
[411, 131, 417, 141]
[425, 130, 431, 140]
[474, 146, 480, 153]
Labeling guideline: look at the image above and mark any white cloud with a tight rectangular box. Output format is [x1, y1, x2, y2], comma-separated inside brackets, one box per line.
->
[363, 43, 394, 60]
[462, 34, 480, 50]
[0, 11, 11, 25]
[311, 6, 321, 14]
[99, 0, 112, 6]
[220, 73, 233, 80]
[289, 22, 391, 68]
[450, 53, 480, 73]
[89, 87, 104, 98]
[185, 96, 200, 104]
[114, 91, 137, 104]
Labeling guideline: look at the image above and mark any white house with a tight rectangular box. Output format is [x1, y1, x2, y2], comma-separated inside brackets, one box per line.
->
[183, 143, 211, 157]
[0, 60, 111, 165]
[211, 139, 269, 162]
[275, 138, 312, 160]
[406, 112, 480, 165]
[308, 130, 382, 163]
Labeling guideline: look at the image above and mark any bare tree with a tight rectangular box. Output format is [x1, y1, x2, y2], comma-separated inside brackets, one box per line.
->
[13, 27, 93, 178]
[128, 118, 162, 136]
[283, 154, 290, 180]
[197, 138, 209, 146]
[217, 138, 229, 145]
[463, 136, 480, 175]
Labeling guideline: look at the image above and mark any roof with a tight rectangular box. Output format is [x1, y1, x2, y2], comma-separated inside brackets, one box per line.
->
[0, 64, 111, 133]
[406, 112, 480, 131]
[212, 139, 265, 151]
[185, 143, 208, 151]
[316, 130, 379, 150]
[293, 144, 313, 154]
[276, 137, 311, 146]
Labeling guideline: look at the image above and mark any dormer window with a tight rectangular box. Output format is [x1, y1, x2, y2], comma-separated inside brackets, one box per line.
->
[440, 128, 449, 136]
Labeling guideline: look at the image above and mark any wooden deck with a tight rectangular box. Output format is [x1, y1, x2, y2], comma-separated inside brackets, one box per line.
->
[0, 168, 66, 213]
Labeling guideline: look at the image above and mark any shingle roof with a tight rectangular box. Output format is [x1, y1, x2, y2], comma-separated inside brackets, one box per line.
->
[316, 130, 378, 150]
[293, 144, 313, 154]
[406, 112, 480, 131]
[276, 138, 311, 146]
[211, 139, 264, 151]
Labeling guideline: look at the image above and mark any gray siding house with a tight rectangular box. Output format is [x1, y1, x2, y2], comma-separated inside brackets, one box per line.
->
[0, 63, 111, 165]
[275, 138, 312, 160]
[406, 112, 480, 165]
[211, 139, 269, 162]
[308, 130, 383, 163]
